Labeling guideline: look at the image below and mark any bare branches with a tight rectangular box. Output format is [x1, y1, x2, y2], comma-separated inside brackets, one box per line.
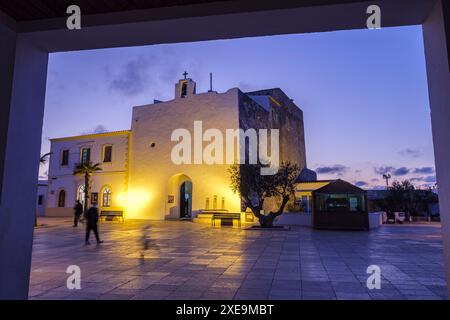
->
[229, 161, 300, 227]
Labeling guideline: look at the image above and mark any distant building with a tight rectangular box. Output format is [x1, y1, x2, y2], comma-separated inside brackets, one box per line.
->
[295, 179, 332, 213]
[36, 180, 48, 217]
[294, 179, 369, 230]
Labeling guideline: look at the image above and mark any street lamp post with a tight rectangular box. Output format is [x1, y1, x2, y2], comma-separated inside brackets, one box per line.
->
[382, 174, 391, 190]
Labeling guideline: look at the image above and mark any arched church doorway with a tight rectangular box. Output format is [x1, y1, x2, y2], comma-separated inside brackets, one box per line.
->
[166, 174, 193, 219]
[180, 181, 192, 218]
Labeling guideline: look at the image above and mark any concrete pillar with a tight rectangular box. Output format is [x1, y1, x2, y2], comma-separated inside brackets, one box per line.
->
[0, 24, 16, 203]
[423, 0, 450, 296]
[0, 30, 49, 299]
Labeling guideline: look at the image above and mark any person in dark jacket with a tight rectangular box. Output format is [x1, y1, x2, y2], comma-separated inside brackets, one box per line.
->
[73, 200, 83, 227]
[85, 204, 103, 245]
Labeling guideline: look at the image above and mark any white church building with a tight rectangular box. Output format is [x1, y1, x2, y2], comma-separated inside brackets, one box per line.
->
[44, 76, 308, 221]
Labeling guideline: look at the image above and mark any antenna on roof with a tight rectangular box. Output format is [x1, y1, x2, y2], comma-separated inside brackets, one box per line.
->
[208, 72, 213, 92]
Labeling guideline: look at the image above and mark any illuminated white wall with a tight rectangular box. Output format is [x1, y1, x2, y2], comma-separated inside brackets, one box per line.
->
[46, 132, 129, 216]
[128, 87, 242, 219]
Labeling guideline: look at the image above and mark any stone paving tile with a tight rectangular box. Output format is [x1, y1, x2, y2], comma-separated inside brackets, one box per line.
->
[117, 278, 158, 290]
[29, 219, 448, 300]
[200, 287, 237, 300]
[269, 289, 301, 299]
[405, 294, 442, 300]
[65, 291, 104, 300]
[37, 290, 74, 299]
[211, 279, 243, 289]
[301, 291, 337, 300]
[240, 278, 273, 289]
[335, 292, 372, 300]
[98, 293, 137, 300]
[131, 289, 173, 300]
[166, 289, 206, 300]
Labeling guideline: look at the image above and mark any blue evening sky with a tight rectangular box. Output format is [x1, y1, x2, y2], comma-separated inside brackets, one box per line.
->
[40, 25, 436, 189]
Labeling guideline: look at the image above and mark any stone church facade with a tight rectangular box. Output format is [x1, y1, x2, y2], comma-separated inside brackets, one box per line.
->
[45, 77, 307, 220]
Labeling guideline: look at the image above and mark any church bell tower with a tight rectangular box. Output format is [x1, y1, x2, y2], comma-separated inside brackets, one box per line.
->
[175, 71, 196, 99]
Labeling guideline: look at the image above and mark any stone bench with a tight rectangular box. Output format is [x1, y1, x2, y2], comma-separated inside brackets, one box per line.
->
[100, 210, 124, 222]
[211, 212, 241, 227]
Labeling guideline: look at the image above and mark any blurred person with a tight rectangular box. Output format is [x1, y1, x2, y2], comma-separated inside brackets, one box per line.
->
[73, 200, 83, 227]
[85, 203, 103, 245]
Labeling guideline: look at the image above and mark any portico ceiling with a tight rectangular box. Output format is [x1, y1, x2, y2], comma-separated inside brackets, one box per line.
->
[0, 0, 436, 53]
[0, 0, 229, 21]
[0, 0, 409, 22]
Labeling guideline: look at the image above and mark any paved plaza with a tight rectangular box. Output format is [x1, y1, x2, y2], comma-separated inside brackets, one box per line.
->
[29, 218, 448, 300]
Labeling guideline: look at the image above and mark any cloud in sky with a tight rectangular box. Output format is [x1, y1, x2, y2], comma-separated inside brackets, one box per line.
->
[40, 28, 435, 186]
[423, 175, 437, 183]
[413, 167, 435, 174]
[374, 165, 432, 177]
[398, 148, 422, 158]
[82, 125, 108, 135]
[110, 55, 156, 96]
[410, 175, 436, 183]
[372, 185, 387, 190]
[355, 181, 368, 187]
[316, 164, 348, 175]
[368, 165, 438, 188]
[93, 125, 108, 133]
[374, 166, 395, 175]
[108, 51, 199, 100]
[393, 167, 410, 176]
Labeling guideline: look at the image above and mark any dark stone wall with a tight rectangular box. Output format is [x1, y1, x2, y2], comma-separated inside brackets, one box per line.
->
[238, 88, 307, 170]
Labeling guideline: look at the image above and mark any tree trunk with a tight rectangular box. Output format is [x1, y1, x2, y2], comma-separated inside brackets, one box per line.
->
[84, 173, 89, 216]
[256, 195, 289, 228]
[246, 195, 290, 228]
[257, 212, 277, 228]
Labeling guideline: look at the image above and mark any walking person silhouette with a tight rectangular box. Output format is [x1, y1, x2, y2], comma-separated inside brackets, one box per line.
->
[85, 203, 104, 245]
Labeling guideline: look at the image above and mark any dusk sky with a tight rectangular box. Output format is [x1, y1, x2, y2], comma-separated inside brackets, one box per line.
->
[40, 25, 435, 189]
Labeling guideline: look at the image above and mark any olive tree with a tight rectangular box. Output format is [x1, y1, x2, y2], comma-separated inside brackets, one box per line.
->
[229, 161, 299, 227]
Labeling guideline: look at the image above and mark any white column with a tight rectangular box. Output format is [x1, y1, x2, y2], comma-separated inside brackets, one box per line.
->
[423, 0, 450, 297]
[0, 30, 49, 299]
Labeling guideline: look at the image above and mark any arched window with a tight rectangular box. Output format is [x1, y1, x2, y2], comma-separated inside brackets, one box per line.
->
[181, 82, 187, 98]
[102, 187, 111, 207]
[77, 185, 85, 207]
[58, 190, 66, 207]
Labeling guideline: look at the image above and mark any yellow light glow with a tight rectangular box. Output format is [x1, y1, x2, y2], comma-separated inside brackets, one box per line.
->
[116, 189, 152, 218]
[214, 180, 242, 212]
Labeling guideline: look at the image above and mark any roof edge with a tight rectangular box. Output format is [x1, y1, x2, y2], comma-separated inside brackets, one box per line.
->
[50, 130, 131, 142]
